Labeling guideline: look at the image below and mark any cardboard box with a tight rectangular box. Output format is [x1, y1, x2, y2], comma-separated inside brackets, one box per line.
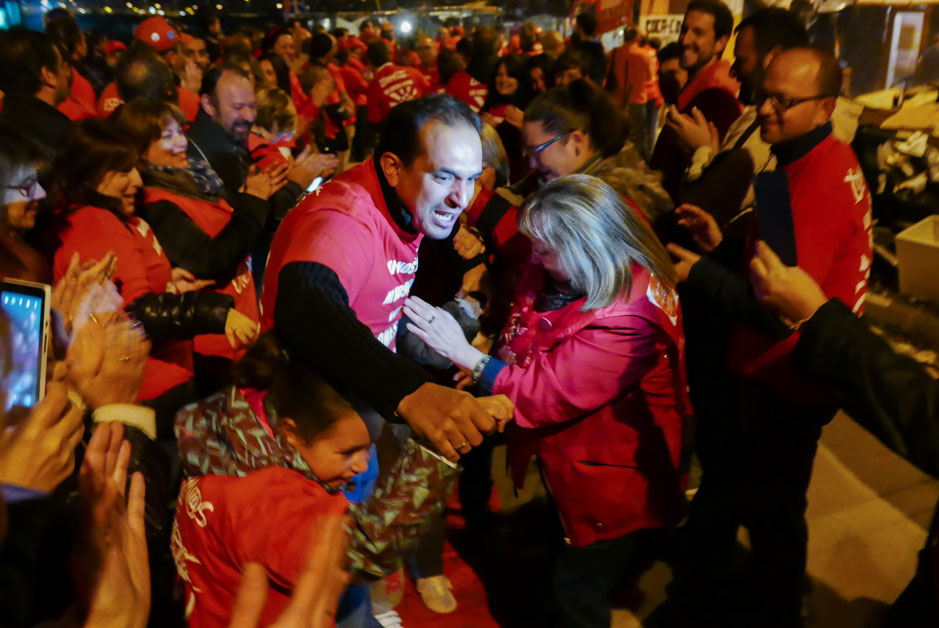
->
[896, 215, 939, 304]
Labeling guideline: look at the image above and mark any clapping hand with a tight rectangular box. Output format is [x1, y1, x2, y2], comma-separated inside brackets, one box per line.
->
[170, 267, 215, 294]
[665, 106, 720, 153]
[67, 312, 149, 410]
[76, 422, 149, 628]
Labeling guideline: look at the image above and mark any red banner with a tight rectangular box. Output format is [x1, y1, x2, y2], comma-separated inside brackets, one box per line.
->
[596, 0, 633, 35]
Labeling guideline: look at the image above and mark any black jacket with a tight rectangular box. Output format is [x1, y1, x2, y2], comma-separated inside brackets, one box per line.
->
[186, 110, 303, 220]
[126, 290, 232, 340]
[0, 95, 72, 161]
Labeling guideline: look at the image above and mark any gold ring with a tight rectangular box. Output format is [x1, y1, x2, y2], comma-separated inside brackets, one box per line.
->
[120, 355, 132, 361]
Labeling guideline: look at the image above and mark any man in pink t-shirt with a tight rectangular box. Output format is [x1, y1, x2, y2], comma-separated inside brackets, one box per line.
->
[261, 94, 501, 463]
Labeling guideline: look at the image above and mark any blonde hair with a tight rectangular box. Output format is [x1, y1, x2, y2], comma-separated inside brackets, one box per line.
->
[518, 174, 677, 311]
[479, 123, 509, 188]
[255, 87, 297, 137]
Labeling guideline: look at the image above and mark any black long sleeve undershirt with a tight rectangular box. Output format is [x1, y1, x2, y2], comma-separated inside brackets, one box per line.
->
[141, 193, 269, 280]
[274, 261, 431, 420]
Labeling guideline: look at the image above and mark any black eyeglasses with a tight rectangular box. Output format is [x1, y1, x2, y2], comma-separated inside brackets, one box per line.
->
[3, 178, 41, 199]
[525, 133, 569, 156]
[754, 89, 837, 113]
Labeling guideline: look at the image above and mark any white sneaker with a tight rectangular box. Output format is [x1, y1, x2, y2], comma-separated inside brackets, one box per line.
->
[374, 609, 404, 628]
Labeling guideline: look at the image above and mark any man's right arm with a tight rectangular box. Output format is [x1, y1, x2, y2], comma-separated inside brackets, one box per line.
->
[274, 261, 431, 420]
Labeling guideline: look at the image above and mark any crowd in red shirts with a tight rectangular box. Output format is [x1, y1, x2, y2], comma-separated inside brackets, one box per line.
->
[1, 3, 937, 628]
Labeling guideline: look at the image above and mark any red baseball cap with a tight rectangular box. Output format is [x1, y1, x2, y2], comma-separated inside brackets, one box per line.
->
[104, 40, 127, 55]
[134, 16, 179, 52]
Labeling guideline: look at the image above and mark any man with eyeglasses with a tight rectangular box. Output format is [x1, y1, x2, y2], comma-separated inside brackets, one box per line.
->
[665, 47, 872, 627]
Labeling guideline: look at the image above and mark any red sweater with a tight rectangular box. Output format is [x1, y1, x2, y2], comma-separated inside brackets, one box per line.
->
[96, 82, 199, 122]
[58, 69, 97, 121]
[261, 160, 422, 350]
[53, 206, 193, 400]
[172, 467, 348, 627]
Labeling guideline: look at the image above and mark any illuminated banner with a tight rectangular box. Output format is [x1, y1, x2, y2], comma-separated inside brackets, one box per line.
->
[640, 14, 684, 44]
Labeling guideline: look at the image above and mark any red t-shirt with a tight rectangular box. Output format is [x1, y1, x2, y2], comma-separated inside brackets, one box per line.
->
[445, 70, 488, 113]
[261, 160, 422, 350]
[340, 64, 370, 108]
[366, 63, 429, 124]
[53, 206, 193, 400]
[172, 468, 348, 628]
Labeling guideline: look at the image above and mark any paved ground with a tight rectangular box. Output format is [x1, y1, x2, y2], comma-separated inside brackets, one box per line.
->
[610, 411, 939, 627]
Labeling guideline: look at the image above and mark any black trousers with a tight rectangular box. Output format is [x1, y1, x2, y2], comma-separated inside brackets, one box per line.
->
[553, 530, 647, 628]
[688, 380, 834, 628]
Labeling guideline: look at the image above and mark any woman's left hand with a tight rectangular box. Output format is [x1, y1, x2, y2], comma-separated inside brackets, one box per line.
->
[404, 296, 480, 371]
[170, 267, 214, 294]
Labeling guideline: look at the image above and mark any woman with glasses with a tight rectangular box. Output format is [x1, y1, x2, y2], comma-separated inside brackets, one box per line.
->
[404, 175, 690, 628]
[0, 129, 51, 283]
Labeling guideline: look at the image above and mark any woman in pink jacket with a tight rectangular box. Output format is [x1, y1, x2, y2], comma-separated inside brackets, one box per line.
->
[405, 174, 691, 628]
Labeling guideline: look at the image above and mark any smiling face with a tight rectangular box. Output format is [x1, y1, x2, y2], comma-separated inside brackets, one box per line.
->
[679, 10, 727, 76]
[383, 119, 483, 240]
[273, 33, 295, 64]
[2, 166, 46, 231]
[144, 117, 189, 169]
[495, 62, 519, 96]
[259, 59, 278, 88]
[757, 50, 835, 145]
[285, 413, 371, 489]
[96, 167, 143, 216]
[204, 70, 257, 145]
[522, 120, 592, 181]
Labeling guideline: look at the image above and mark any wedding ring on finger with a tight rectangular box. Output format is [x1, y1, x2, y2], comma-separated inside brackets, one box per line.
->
[427, 314, 435, 323]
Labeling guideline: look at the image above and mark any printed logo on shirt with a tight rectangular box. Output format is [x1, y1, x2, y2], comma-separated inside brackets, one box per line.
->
[180, 477, 215, 528]
[382, 278, 415, 305]
[135, 218, 163, 256]
[843, 167, 868, 204]
[377, 320, 400, 347]
[647, 275, 679, 326]
[387, 259, 419, 275]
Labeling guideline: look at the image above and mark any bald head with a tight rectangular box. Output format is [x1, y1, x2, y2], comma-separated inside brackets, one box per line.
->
[770, 47, 841, 97]
[758, 47, 840, 144]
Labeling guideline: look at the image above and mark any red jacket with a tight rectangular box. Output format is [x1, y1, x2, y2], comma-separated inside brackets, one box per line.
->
[730, 130, 873, 402]
[366, 63, 429, 124]
[495, 262, 690, 546]
[260, 160, 421, 350]
[142, 187, 259, 361]
[53, 206, 193, 400]
[339, 63, 370, 108]
[172, 468, 348, 627]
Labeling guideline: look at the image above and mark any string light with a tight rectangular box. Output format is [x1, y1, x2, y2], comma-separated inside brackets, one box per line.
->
[148, 5, 155, 13]
[275, 2, 282, 7]
[215, 3, 222, 8]
[153, 2, 160, 7]
[103, 5, 113, 12]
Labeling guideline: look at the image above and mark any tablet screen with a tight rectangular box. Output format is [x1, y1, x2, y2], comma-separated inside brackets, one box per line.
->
[1, 289, 44, 410]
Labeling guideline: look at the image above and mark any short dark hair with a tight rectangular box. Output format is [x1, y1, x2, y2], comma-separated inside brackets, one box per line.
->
[376, 94, 481, 167]
[686, 0, 734, 41]
[553, 49, 590, 79]
[658, 41, 683, 63]
[472, 26, 500, 57]
[359, 18, 375, 33]
[524, 79, 629, 158]
[53, 118, 139, 219]
[115, 44, 177, 104]
[0, 28, 61, 97]
[331, 27, 348, 39]
[200, 61, 251, 98]
[44, 8, 84, 60]
[575, 11, 598, 37]
[736, 7, 809, 59]
[366, 39, 390, 67]
[307, 32, 334, 60]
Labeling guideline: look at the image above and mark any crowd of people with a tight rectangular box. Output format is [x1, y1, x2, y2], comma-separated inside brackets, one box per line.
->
[0, 2, 937, 628]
